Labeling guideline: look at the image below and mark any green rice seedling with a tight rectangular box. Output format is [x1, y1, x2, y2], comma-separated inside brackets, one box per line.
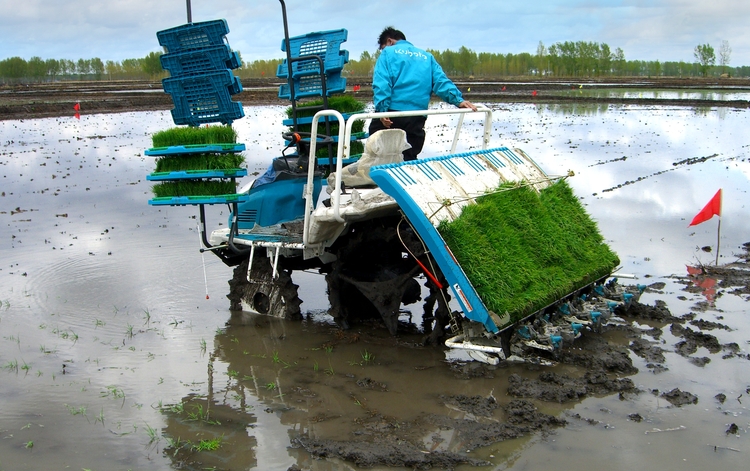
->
[199, 338, 207, 353]
[151, 180, 237, 198]
[144, 423, 159, 444]
[313, 361, 319, 372]
[21, 361, 30, 373]
[286, 95, 366, 140]
[266, 382, 276, 391]
[272, 351, 280, 363]
[312, 139, 364, 159]
[94, 318, 106, 328]
[438, 180, 619, 325]
[66, 404, 86, 416]
[154, 153, 245, 173]
[186, 403, 219, 424]
[164, 436, 184, 456]
[165, 436, 183, 449]
[4, 359, 18, 372]
[151, 125, 238, 148]
[324, 361, 335, 376]
[125, 324, 135, 338]
[94, 408, 105, 426]
[192, 435, 223, 452]
[227, 370, 239, 379]
[361, 350, 374, 363]
[25, 440, 33, 449]
[102, 385, 125, 400]
[287, 95, 366, 117]
[186, 406, 201, 422]
[142, 308, 151, 326]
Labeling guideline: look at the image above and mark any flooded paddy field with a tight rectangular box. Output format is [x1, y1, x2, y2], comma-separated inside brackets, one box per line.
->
[1, 102, 749, 470]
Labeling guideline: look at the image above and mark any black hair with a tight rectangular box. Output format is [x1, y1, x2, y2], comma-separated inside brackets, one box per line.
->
[377, 27, 406, 47]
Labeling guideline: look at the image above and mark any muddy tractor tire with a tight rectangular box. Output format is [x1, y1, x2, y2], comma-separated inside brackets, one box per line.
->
[227, 249, 302, 320]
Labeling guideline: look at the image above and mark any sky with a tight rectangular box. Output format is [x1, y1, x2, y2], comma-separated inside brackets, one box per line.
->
[1, 0, 748, 67]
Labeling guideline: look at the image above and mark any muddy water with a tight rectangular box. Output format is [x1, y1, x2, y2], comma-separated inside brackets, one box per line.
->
[1, 103, 748, 470]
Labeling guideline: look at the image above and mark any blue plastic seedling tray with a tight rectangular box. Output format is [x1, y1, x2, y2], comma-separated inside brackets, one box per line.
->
[163, 71, 244, 126]
[146, 169, 247, 181]
[148, 194, 249, 206]
[278, 73, 346, 100]
[277, 29, 348, 78]
[157, 19, 230, 53]
[144, 143, 246, 156]
[161, 45, 241, 76]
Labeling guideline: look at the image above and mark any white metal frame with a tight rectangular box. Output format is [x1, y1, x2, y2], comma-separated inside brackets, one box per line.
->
[302, 106, 493, 247]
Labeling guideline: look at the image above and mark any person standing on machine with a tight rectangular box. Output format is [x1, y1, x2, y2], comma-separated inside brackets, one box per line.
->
[369, 27, 477, 161]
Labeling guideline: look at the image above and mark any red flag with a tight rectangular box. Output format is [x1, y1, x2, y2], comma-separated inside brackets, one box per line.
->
[353, 84, 361, 92]
[73, 102, 80, 111]
[532, 90, 538, 97]
[688, 189, 721, 226]
[501, 86, 506, 91]
[74, 112, 80, 120]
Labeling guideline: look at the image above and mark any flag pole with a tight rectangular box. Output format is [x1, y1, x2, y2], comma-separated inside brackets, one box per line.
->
[715, 217, 721, 265]
[715, 188, 723, 266]
[186, 0, 192, 23]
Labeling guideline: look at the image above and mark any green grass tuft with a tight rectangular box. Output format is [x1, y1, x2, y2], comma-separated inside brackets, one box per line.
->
[151, 125, 238, 148]
[152, 180, 237, 198]
[438, 180, 619, 325]
[154, 153, 245, 173]
[287, 95, 366, 117]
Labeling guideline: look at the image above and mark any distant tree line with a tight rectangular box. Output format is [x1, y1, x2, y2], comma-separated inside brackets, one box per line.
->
[0, 52, 163, 83]
[2, 40, 747, 82]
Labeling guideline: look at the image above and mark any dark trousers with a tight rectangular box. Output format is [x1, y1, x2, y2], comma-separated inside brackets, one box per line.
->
[368, 115, 427, 161]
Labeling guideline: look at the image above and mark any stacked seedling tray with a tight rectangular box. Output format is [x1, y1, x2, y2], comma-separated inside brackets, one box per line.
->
[278, 29, 366, 166]
[157, 19, 244, 126]
[147, 125, 247, 205]
[147, 19, 247, 206]
[277, 29, 349, 100]
[284, 95, 366, 163]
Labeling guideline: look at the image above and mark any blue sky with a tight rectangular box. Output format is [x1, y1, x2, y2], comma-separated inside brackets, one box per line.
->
[1, 0, 748, 66]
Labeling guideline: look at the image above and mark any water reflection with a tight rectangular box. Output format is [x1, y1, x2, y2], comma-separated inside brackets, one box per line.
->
[557, 87, 750, 102]
[157, 311, 579, 470]
[686, 265, 718, 305]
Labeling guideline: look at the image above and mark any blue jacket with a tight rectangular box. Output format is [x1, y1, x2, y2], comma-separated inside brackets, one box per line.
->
[372, 40, 464, 112]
